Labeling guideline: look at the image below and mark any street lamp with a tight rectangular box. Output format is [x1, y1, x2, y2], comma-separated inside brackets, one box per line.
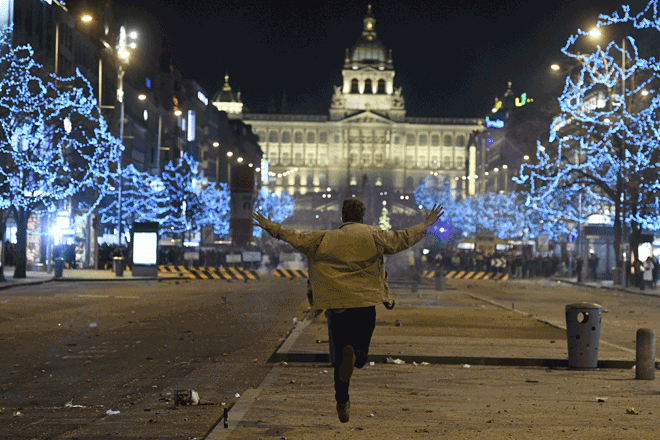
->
[116, 25, 138, 249]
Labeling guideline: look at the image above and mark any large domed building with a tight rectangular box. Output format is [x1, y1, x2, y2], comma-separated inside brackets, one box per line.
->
[214, 6, 482, 229]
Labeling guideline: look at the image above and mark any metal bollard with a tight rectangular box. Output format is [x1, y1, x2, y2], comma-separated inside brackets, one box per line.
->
[636, 328, 656, 380]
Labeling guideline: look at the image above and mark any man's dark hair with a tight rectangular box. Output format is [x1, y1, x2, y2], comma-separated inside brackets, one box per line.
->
[342, 198, 366, 223]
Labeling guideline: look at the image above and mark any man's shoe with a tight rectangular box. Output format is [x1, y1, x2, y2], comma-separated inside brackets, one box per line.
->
[336, 401, 350, 423]
[338, 345, 355, 383]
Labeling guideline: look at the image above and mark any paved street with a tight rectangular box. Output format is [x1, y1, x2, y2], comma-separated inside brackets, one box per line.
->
[0, 276, 309, 439]
[1, 272, 660, 439]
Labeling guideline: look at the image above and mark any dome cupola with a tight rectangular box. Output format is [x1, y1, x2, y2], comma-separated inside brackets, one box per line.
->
[346, 5, 391, 68]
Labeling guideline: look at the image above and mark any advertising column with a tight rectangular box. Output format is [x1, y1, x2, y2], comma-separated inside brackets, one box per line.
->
[230, 164, 255, 246]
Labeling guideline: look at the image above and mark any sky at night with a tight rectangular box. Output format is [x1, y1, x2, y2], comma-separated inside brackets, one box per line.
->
[64, 0, 656, 118]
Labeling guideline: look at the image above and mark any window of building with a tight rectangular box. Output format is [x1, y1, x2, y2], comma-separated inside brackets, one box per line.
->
[350, 153, 358, 165]
[364, 79, 373, 94]
[332, 133, 339, 144]
[406, 134, 415, 146]
[294, 131, 303, 143]
[319, 132, 327, 143]
[419, 134, 427, 146]
[444, 134, 452, 146]
[294, 152, 303, 164]
[257, 131, 265, 142]
[419, 155, 426, 168]
[281, 131, 291, 143]
[282, 152, 290, 164]
[394, 135, 400, 144]
[351, 79, 359, 93]
[456, 156, 464, 169]
[319, 154, 327, 165]
[269, 131, 278, 143]
[394, 156, 400, 166]
[406, 155, 414, 167]
[443, 156, 451, 168]
[456, 135, 465, 146]
[269, 151, 278, 165]
[431, 134, 439, 146]
[307, 132, 315, 143]
[377, 79, 386, 94]
[362, 154, 370, 166]
[308, 153, 315, 165]
[374, 152, 383, 164]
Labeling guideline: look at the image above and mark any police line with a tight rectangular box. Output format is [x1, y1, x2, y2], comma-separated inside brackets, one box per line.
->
[158, 265, 259, 281]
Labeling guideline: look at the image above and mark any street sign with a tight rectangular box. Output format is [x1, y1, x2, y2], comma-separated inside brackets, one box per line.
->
[566, 231, 578, 243]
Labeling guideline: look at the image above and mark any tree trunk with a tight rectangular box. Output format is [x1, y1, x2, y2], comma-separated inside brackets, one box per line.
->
[0, 213, 6, 282]
[13, 207, 29, 279]
[612, 189, 623, 285]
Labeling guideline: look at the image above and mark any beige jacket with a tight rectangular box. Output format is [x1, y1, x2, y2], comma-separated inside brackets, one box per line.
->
[265, 221, 429, 309]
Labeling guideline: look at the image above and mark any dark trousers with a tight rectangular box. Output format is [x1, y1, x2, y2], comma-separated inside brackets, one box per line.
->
[328, 306, 376, 404]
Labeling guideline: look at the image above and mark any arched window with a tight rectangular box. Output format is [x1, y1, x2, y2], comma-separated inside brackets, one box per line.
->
[307, 132, 315, 143]
[269, 151, 278, 165]
[319, 132, 327, 143]
[456, 135, 465, 146]
[257, 131, 265, 142]
[294, 152, 303, 164]
[419, 134, 427, 146]
[443, 134, 452, 146]
[351, 79, 359, 93]
[377, 79, 386, 94]
[364, 79, 373, 94]
[282, 152, 290, 164]
[269, 131, 278, 143]
[294, 131, 303, 143]
[281, 131, 291, 143]
[431, 134, 439, 146]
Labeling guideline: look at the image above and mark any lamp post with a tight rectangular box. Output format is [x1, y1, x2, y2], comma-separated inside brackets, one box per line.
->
[115, 25, 137, 250]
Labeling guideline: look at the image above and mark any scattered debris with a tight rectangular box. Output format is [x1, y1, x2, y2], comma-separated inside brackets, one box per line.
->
[385, 357, 405, 365]
[395, 320, 403, 327]
[235, 393, 241, 398]
[463, 364, 471, 369]
[106, 409, 120, 415]
[626, 407, 639, 415]
[292, 318, 298, 326]
[175, 390, 200, 406]
[525, 379, 539, 383]
[369, 362, 375, 366]
[368, 413, 375, 417]
[89, 322, 98, 328]
[65, 399, 85, 408]
[597, 397, 608, 403]
[13, 411, 22, 417]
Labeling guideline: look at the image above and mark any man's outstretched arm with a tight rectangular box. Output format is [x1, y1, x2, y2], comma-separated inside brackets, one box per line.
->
[252, 211, 324, 255]
[374, 203, 445, 254]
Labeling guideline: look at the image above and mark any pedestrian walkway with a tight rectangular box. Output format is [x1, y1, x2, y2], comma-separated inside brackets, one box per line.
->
[210, 279, 660, 439]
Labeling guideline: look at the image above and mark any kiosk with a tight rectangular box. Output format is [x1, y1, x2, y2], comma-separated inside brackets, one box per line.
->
[131, 222, 159, 278]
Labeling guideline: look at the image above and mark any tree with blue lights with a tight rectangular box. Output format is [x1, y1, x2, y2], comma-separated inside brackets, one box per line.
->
[253, 187, 295, 238]
[517, 1, 660, 278]
[413, 174, 574, 250]
[157, 153, 207, 237]
[0, 26, 121, 278]
[97, 164, 170, 239]
[197, 182, 231, 238]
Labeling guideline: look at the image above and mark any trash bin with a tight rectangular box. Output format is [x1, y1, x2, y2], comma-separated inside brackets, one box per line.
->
[54, 258, 65, 278]
[435, 269, 446, 291]
[113, 256, 124, 277]
[565, 302, 602, 369]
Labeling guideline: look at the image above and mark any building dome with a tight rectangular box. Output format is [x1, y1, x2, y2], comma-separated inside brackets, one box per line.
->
[347, 5, 390, 66]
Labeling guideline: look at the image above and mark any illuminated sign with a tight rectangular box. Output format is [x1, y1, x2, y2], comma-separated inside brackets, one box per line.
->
[187, 110, 195, 141]
[485, 117, 504, 129]
[197, 91, 208, 106]
[1, 0, 13, 28]
[133, 232, 158, 265]
[145, 77, 151, 89]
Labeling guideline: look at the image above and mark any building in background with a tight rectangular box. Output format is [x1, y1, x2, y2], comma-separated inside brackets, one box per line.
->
[221, 6, 481, 229]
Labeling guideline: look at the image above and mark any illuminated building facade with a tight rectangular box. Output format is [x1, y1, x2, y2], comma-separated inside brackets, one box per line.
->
[217, 7, 482, 228]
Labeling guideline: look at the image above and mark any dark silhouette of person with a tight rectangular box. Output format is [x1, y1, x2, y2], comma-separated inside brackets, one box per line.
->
[253, 198, 444, 423]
